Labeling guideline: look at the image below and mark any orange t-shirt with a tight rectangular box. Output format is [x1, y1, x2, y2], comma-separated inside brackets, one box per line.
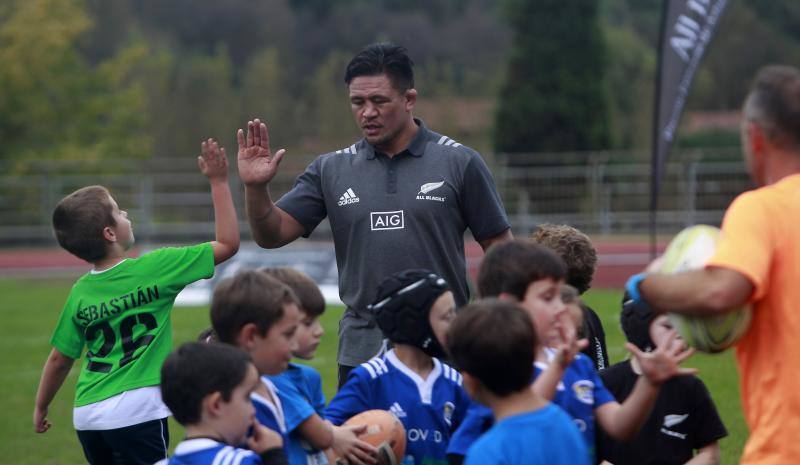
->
[707, 173, 800, 465]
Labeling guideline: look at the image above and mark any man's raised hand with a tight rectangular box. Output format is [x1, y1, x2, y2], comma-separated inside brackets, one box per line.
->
[237, 118, 286, 187]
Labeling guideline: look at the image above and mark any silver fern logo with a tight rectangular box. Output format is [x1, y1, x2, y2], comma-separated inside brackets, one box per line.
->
[663, 414, 689, 428]
[418, 181, 445, 195]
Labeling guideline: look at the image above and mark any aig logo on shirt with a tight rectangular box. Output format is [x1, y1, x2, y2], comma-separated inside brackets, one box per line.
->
[371, 211, 405, 231]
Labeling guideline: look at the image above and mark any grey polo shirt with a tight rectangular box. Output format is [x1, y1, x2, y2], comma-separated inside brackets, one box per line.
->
[276, 119, 510, 366]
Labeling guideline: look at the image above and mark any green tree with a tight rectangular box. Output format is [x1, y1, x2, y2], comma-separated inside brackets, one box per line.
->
[493, 0, 612, 153]
[0, 0, 149, 166]
[309, 50, 358, 150]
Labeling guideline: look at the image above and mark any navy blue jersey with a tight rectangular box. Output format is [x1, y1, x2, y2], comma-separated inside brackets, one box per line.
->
[464, 405, 589, 465]
[269, 363, 328, 465]
[252, 377, 290, 446]
[535, 351, 615, 461]
[156, 438, 263, 465]
[326, 350, 471, 465]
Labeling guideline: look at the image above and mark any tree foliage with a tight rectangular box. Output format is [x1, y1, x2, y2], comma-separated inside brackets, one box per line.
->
[2, 0, 800, 166]
[493, 0, 612, 154]
[0, 0, 149, 168]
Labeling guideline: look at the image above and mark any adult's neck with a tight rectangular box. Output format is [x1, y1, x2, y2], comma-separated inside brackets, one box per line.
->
[393, 344, 434, 379]
[376, 117, 419, 158]
[764, 151, 800, 185]
[483, 387, 548, 422]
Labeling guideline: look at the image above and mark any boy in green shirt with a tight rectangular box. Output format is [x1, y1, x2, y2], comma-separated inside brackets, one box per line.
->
[33, 139, 240, 465]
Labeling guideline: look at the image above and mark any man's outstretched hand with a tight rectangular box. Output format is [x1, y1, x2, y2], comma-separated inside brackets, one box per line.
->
[237, 118, 286, 187]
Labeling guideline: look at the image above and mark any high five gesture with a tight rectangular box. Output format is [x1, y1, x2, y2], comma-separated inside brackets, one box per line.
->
[237, 118, 286, 187]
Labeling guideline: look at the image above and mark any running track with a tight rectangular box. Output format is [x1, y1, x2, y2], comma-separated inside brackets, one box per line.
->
[0, 239, 666, 289]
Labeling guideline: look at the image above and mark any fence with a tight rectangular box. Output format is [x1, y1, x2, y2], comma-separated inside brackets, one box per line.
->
[0, 147, 751, 246]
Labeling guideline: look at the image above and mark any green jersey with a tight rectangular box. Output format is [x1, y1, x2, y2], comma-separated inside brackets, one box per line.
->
[51, 243, 214, 406]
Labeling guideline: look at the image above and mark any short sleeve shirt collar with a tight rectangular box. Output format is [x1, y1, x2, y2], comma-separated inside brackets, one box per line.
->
[365, 118, 429, 159]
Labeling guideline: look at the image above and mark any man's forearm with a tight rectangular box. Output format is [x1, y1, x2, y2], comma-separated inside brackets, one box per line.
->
[639, 268, 752, 316]
[245, 183, 283, 248]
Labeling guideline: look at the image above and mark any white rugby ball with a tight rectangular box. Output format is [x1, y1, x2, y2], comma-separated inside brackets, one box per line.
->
[656, 225, 751, 353]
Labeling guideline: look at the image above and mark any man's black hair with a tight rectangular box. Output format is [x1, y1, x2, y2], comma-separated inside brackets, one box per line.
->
[160, 342, 252, 425]
[447, 299, 536, 396]
[344, 42, 415, 92]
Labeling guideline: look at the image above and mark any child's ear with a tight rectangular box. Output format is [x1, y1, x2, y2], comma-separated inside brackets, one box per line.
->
[461, 372, 481, 399]
[203, 391, 224, 418]
[236, 323, 260, 350]
[498, 292, 518, 303]
[102, 226, 117, 243]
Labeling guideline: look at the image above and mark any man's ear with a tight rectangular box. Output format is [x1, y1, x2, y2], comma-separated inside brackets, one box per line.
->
[405, 88, 417, 111]
[746, 121, 767, 156]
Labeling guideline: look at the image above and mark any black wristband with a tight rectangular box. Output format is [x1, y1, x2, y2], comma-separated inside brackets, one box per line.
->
[258, 447, 289, 465]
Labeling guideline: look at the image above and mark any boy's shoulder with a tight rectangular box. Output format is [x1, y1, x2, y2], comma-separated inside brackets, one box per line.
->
[273, 363, 321, 386]
[138, 243, 213, 265]
[467, 404, 588, 465]
[357, 352, 463, 386]
[157, 438, 260, 465]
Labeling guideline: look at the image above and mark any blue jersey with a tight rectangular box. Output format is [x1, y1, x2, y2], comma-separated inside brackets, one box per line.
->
[252, 377, 290, 446]
[326, 350, 471, 465]
[269, 363, 329, 465]
[535, 350, 615, 461]
[448, 352, 613, 462]
[156, 438, 264, 465]
[446, 401, 493, 456]
[464, 404, 590, 465]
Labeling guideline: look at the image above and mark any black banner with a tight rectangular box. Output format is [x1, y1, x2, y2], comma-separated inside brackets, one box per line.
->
[651, 0, 729, 256]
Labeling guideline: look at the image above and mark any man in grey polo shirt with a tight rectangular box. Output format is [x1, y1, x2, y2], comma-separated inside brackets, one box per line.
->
[237, 43, 512, 385]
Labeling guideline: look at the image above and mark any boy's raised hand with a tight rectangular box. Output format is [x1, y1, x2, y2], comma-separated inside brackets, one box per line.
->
[198, 138, 229, 181]
[628, 330, 697, 386]
[236, 118, 286, 187]
[247, 419, 283, 454]
[332, 424, 378, 465]
[553, 312, 589, 369]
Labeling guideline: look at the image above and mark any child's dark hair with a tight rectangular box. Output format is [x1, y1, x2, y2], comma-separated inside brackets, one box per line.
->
[211, 270, 299, 344]
[477, 240, 566, 300]
[344, 42, 414, 92]
[530, 224, 597, 294]
[260, 267, 325, 317]
[447, 299, 536, 396]
[197, 327, 219, 343]
[52, 185, 116, 262]
[160, 342, 252, 425]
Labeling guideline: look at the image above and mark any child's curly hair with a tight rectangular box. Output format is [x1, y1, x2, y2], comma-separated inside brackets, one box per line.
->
[530, 224, 597, 294]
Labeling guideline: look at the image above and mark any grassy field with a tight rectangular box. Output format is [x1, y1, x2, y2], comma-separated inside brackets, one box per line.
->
[0, 277, 746, 464]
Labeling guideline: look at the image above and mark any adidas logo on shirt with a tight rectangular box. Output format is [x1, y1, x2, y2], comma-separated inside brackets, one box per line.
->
[338, 188, 360, 206]
[389, 402, 407, 419]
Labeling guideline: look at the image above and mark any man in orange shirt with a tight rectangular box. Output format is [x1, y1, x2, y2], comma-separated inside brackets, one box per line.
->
[625, 65, 800, 465]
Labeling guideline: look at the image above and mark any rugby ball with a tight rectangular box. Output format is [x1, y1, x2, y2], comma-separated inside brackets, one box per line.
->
[656, 225, 752, 353]
[334, 410, 406, 465]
